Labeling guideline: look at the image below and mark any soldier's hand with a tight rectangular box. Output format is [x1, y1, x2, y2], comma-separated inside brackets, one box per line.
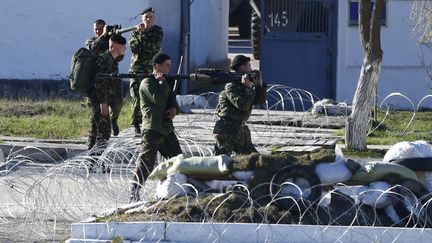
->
[166, 107, 177, 120]
[153, 71, 166, 81]
[241, 74, 254, 89]
[102, 25, 109, 36]
[253, 70, 263, 87]
[137, 23, 145, 33]
[100, 103, 109, 117]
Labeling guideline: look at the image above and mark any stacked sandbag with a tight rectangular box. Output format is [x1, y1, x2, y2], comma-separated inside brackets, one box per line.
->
[384, 140, 432, 192]
[155, 173, 190, 199]
[311, 99, 352, 116]
[350, 161, 418, 184]
[383, 140, 432, 162]
[148, 154, 233, 180]
[314, 145, 353, 185]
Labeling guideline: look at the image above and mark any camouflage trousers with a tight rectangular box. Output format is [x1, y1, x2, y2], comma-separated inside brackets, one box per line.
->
[213, 118, 258, 156]
[87, 97, 111, 150]
[132, 129, 182, 189]
[130, 80, 142, 126]
[110, 94, 123, 120]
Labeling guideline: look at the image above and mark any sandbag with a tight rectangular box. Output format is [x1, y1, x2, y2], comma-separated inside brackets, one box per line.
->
[358, 181, 393, 208]
[311, 99, 352, 116]
[148, 154, 233, 180]
[155, 173, 189, 199]
[167, 154, 233, 178]
[232, 171, 254, 182]
[384, 140, 432, 162]
[148, 154, 188, 180]
[204, 180, 243, 193]
[350, 161, 418, 183]
[315, 159, 352, 185]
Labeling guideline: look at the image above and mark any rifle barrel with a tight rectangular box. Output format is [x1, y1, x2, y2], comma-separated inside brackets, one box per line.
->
[96, 72, 251, 84]
[115, 26, 137, 34]
[96, 73, 191, 80]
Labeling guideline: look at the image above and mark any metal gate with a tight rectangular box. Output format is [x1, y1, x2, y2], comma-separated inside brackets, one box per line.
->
[260, 0, 337, 106]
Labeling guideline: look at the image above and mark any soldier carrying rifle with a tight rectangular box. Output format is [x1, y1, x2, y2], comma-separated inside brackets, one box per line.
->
[130, 53, 183, 202]
[129, 7, 164, 136]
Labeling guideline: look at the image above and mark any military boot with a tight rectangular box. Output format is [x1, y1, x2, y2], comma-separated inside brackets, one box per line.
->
[130, 184, 141, 203]
[111, 118, 120, 136]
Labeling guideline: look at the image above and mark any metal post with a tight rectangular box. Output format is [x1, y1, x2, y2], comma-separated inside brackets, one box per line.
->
[180, 0, 191, 95]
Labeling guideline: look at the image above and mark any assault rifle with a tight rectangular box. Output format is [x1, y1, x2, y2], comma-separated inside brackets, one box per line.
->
[96, 68, 260, 84]
[106, 25, 137, 35]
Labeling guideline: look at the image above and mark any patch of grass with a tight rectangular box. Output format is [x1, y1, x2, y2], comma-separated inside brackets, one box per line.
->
[335, 109, 432, 145]
[0, 99, 133, 139]
[341, 148, 387, 159]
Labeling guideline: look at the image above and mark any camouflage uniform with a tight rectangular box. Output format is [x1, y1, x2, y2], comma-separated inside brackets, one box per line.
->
[86, 35, 123, 125]
[85, 35, 109, 56]
[87, 50, 123, 149]
[213, 80, 267, 156]
[128, 25, 163, 128]
[131, 75, 182, 200]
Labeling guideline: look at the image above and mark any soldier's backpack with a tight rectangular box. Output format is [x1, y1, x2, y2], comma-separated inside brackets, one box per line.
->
[69, 48, 97, 93]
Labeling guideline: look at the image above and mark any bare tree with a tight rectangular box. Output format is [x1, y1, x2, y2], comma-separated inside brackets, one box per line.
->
[411, 1, 432, 92]
[345, 0, 385, 151]
[411, 0, 432, 44]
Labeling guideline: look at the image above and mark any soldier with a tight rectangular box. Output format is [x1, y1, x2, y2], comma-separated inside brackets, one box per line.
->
[130, 53, 182, 202]
[129, 7, 164, 135]
[85, 19, 109, 56]
[86, 19, 122, 136]
[213, 55, 267, 156]
[88, 34, 126, 152]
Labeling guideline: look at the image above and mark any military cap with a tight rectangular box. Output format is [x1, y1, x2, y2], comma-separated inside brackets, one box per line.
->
[141, 7, 155, 15]
[152, 53, 171, 65]
[110, 34, 126, 45]
[231, 55, 251, 70]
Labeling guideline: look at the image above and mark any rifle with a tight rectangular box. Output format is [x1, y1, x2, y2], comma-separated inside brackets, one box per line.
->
[106, 25, 137, 35]
[96, 68, 260, 84]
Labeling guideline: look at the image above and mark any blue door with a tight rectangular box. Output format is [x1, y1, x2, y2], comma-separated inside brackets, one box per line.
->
[260, 0, 337, 108]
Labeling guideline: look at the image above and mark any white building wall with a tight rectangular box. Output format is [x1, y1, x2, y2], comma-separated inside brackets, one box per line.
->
[337, 0, 432, 108]
[190, 0, 229, 68]
[0, 0, 228, 80]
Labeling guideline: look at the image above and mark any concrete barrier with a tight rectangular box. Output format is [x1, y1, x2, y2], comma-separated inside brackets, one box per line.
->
[69, 221, 432, 242]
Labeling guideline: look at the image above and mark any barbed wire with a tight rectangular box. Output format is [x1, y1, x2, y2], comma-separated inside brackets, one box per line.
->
[0, 87, 431, 241]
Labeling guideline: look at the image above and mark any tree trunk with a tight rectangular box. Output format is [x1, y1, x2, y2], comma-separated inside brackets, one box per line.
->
[345, 0, 384, 151]
[346, 58, 381, 150]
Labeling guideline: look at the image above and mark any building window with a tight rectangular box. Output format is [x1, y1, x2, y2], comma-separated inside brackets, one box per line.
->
[348, 0, 387, 26]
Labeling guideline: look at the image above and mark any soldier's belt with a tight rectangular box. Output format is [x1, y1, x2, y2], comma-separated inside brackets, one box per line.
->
[221, 117, 247, 127]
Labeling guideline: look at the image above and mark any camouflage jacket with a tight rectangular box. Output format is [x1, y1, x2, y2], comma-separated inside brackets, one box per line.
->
[217, 81, 266, 122]
[128, 25, 163, 73]
[94, 50, 123, 104]
[139, 76, 179, 136]
[85, 35, 109, 56]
